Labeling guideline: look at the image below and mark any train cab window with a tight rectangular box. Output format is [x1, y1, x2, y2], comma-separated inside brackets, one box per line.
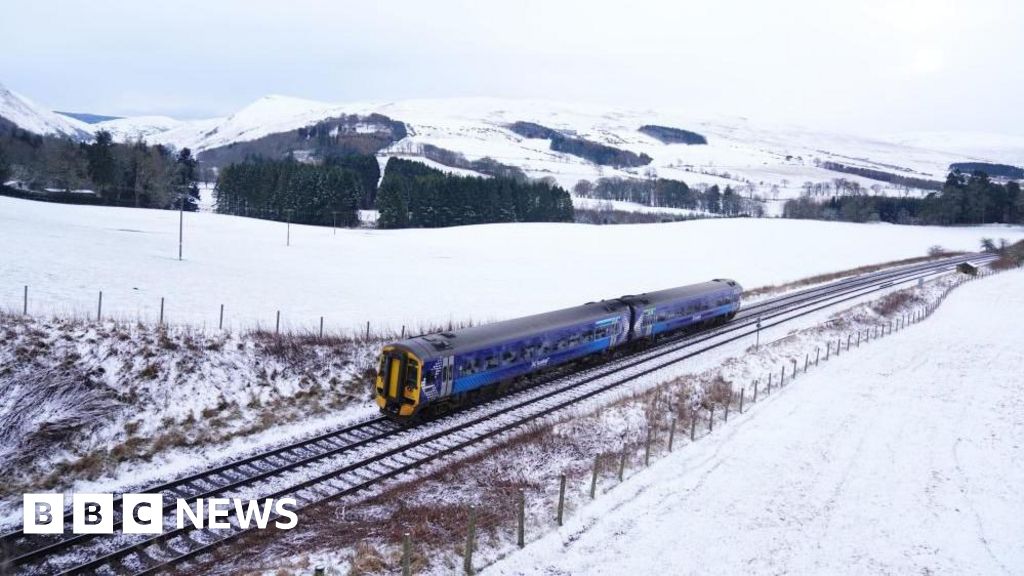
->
[404, 359, 418, 389]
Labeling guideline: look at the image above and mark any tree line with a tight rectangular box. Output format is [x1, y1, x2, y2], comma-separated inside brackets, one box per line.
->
[573, 177, 761, 216]
[784, 171, 1023, 225]
[0, 126, 198, 210]
[376, 157, 574, 228]
[213, 156, 366, 226]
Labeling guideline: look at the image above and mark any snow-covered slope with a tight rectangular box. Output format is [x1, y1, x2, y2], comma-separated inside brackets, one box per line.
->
[91, 115, 185, 142]
[486, 269, 1024, 576]
[2, 194, 1022, 333]
[0, 82, 92, 140]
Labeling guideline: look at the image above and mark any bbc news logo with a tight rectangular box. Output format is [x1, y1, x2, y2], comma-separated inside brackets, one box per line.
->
[23, 494, 298, 534]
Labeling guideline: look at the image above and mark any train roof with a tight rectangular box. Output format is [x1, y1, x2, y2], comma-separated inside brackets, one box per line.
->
[393, 279, 742, 359]
[620, 279, 741, 306]
[396, 299, 629, 359]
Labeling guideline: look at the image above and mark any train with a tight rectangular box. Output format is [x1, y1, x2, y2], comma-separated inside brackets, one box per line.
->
[375, 279, 743, 420]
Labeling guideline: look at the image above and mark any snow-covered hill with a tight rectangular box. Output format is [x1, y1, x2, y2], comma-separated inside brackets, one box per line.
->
[0, 82, 92, 139]
[2, 81, 1021, 201]
[104, 95, 1024, 200]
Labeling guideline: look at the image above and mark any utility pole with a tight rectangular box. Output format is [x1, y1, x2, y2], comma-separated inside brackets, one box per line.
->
[285, 208, 294, 246]
[755, 316, 762, 348]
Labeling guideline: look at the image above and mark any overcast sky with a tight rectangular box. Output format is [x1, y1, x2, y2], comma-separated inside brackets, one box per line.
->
[1, 0, 1021, 134]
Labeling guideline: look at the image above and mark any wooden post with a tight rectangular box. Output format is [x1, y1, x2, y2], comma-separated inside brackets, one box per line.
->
[791, 359, 797, 379]
[739, 388, 745, 414]
[857, 331, 861, 347]
[464, 505, 476, 575]
[590, 455, 599, 499]
[275, 310, 281, 334]
[825, 342, 830, 360]
[708, 405, 714, 432]
[804, 353, 809, 372]
[836, 337, 840, 356]
[668, 419, 677, 452]
[22, 285, 27, 315]
[557, 474, 567, 526]
[97, 290, 103, 321]
[517, 489, 525, 548]
[401, 324, 406, 338]
[753, 380, 759, 403]
[159, 297, 165, 326]
[724, 395, 730, 422]
[319, 316, 324, 339]
[781, 365, 785, 386]
[402, 532, 412, 576]
[218, 304, 224, 330]
[815, 347, 820, 366]
[644, 428, 653, 467]
[690, 409, 697, 441]
[767, 372, 772, 395]
[366, 320, 371, 339]
[618, 448, 627, 481]
[847, 334, 851, 350]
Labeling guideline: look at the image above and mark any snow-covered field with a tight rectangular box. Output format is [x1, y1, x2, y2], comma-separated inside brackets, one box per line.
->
[2, 196, 1022, 334]
[486, 269, 1024, 576]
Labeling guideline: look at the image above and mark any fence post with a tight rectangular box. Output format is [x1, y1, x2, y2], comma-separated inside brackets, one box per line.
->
[366, 320, 371, 339]
[753, 380, 759, 403]
[275, 310, 281, 335]
[825, 342, 830, 361]
[690, 409, 697, 441]
[464, 505, 476, 575]
[792, 359, 797, 379]
[159, 297, 165, 326]
[815, 347, 820, 366]
[836, 337, 840, 357]
[590, 455, 599, 499]
[857, 331, 861, 347]
[97, 290, 103, 321]
[739, 388, 745, 414]
[804, 353, 809, 372]
[402, 532, 412, 576]
[644, 428, 653, 467]
[668, 419, 677, 452]
[517, 489, 525, 548]
[219, 304, 224, 330]
[767, 372, 772, 395]
[781, 365, 785, 386]
[557, 474, 567, 526]
[847, 334, 851, 350]
[319, 316, 324, 339]
[618, 448, 627, 481]
[708, 405, 715, 432]
[401, 324, 406, 338]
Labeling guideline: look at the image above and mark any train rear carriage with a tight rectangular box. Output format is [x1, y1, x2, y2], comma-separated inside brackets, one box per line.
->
[376, 300, 631, 418]
[622, 279, 742, 340]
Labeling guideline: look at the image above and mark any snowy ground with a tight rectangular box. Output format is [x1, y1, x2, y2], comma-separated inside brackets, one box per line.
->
[485, 270, 1024, 576]
[2, 196, 1022, 335]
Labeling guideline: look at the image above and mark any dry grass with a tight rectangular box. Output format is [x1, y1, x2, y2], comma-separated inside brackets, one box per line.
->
[744, 251, 964, 298]
[871, 289, 925, 317]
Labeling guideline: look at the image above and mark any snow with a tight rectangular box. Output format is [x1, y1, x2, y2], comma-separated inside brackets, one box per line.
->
[484, 269, 1024, 576]
[2, 195, 1023, 334]
[0, 82, 92, 140]
[92, 115, 185, 142]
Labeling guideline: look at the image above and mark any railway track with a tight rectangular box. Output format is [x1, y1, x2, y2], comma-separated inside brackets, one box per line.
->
[0, 253, 993, 575]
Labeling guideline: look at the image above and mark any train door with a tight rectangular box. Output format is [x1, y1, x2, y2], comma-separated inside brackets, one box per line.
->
[441, 355, 455, 396]
[638, 307, 656, 338]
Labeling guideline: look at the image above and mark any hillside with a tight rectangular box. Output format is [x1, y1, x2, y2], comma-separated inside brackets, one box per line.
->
[2, 81, 1021, 208]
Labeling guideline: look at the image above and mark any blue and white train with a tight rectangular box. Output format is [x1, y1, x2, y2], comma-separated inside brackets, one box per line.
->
[376, 279, 743, 419]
